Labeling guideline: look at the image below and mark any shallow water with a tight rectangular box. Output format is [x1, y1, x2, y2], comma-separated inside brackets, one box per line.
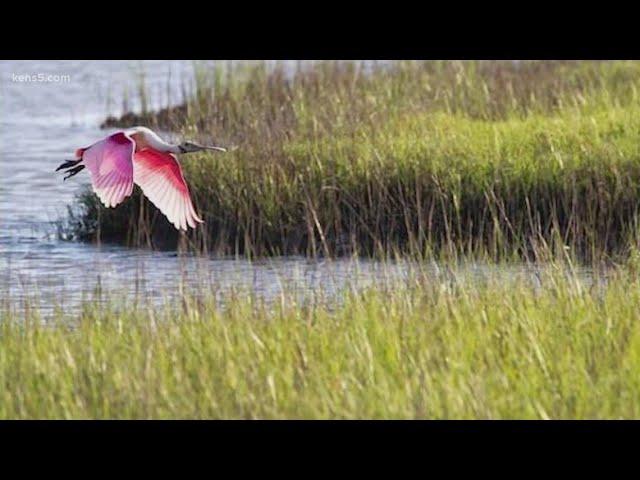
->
[0, 60, 593, 315]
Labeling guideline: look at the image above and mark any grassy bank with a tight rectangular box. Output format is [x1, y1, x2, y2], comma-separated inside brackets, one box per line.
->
[3, 262, 640, 419]
[67, 60, 640, 261]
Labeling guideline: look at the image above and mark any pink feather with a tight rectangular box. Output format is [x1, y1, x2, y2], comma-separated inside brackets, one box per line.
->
[133, 148, 203, 231]
[81, 132, 135, 208]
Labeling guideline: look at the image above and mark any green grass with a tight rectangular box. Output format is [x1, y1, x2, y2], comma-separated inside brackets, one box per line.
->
[63, 60, 640, 261]
[40, 61, 640, 419]
[3, 261, 640, 419]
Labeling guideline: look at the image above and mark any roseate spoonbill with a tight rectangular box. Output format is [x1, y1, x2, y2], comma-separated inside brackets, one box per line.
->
[56, 126, 226, 231]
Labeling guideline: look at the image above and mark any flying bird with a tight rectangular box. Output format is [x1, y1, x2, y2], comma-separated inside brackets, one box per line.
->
[56, 126, 226, 231]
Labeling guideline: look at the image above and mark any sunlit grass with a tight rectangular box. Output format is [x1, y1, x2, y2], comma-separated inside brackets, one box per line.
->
[2, 261, 640, 419]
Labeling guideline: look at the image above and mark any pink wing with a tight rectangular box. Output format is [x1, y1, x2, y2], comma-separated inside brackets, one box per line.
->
[81, 132, 135, 208]
[133, 148, 204, 231]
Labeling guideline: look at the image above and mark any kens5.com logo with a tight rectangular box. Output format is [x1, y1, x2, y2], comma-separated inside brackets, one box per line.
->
[11, 73, 71, 83]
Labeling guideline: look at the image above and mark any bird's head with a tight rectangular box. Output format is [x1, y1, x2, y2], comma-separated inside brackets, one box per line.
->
[178, 141, 227, 154]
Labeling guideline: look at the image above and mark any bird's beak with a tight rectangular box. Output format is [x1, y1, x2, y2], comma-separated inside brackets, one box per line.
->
[181, 142, 229, 154]
[201, 145, 227, 152]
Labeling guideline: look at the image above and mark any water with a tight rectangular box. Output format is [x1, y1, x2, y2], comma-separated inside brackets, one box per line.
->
[0, 60, 592, 316]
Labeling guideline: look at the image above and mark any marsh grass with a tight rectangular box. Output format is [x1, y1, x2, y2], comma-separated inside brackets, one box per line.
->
[3, 261, 640, 419]
[68, 60, 640, 261]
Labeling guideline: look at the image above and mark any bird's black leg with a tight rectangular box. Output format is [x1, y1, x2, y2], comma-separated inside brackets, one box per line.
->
[63, 165, 85, 181]
[56, 158, 82, 172]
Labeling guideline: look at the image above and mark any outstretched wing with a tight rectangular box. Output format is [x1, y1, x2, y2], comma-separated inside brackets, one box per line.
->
[81, 132, 135, 208]
[133, 148, 203, 231]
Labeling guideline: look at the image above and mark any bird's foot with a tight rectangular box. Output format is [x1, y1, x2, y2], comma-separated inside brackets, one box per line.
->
[63, 165, 85, 181]
[56, 158, 82, 172]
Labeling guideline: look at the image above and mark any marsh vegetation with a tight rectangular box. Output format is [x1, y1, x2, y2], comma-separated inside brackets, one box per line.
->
[3, 261, 640, 419]
[10, 60, 640, 419]
[67, 60, 640, 263]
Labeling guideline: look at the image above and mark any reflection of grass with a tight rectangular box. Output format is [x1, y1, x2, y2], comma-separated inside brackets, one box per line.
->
[70, 60, 640, 261]
[4, 262, 640, 419]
